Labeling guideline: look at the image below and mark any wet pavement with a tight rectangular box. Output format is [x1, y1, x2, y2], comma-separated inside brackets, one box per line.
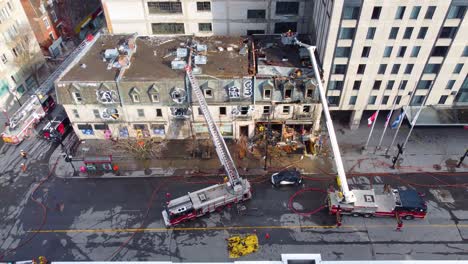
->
[2, 162, 468, 261]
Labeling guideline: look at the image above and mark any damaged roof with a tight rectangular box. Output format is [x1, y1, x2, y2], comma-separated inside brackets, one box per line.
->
[60, 34, 251, 83]
[253, 35, 311, 77]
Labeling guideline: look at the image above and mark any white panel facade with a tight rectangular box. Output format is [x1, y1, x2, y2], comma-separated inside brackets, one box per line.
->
[312, 0, 468, 128]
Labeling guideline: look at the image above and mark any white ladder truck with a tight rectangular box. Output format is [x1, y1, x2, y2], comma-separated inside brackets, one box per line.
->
[285, 33, 426, 222]
[162, 45, 252, 227]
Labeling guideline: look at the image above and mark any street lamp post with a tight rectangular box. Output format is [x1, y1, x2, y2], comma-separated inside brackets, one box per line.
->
[457, 149, 468, 168]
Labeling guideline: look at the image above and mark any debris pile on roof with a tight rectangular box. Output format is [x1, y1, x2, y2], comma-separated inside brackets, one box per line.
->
[102, 33, 138, 70]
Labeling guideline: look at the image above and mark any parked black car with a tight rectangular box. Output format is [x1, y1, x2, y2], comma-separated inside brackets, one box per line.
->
[271, 169, 303, 187]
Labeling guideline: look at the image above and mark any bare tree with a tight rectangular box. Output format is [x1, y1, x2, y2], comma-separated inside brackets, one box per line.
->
[114, 138, 168, 161]
[9, 25, 44, 88]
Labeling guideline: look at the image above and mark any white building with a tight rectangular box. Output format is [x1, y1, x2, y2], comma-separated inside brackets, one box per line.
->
[0, 0, 45, 125]
[312, 0, 468, 128]
[101, 0, 312, 36]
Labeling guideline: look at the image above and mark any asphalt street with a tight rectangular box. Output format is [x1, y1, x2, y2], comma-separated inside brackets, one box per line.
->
[1, 141, 468, 263]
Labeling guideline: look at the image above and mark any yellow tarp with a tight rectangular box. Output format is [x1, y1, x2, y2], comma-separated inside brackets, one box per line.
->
[227, 234, 259, 258]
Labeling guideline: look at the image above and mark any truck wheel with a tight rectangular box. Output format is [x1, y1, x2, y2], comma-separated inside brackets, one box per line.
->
[351, 213, 360, 217]
[403, 215, 414, 220]
[363, 213, 373, 218]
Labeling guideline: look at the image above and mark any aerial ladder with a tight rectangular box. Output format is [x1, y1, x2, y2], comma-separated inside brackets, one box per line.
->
[161, 43, 251, 227]
[285, 33, 426, 221]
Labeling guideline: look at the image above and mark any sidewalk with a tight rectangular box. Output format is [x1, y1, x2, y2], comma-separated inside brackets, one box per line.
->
[50, 118, 468, 179]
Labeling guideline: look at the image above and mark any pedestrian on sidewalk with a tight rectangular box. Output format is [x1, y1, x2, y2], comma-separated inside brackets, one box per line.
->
[20, 150, 27, 159]
[21, 163, 27, 172]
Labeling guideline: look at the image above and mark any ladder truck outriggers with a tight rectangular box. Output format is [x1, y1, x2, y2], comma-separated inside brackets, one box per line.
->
[162, 43, 252, 227]
[285, 33, 427, 221]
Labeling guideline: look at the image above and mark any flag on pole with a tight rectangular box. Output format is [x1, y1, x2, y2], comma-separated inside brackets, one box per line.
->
[368, 111, 377, 127]
[391, 112, 404, 129]
[384, 112, 392, 127]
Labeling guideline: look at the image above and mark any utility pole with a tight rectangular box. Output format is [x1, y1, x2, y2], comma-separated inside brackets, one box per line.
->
[457, 149, 468, 168]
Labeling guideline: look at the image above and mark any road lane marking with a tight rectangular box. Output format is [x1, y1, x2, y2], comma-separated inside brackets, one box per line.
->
[28, 223, 468, 233]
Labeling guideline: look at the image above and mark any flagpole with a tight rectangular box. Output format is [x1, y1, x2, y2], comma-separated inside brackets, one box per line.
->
[402, 81, 435, 151]
[385, 83, 417, 156]
[375, 83, 401, 153]
[364, 90, 385, 150]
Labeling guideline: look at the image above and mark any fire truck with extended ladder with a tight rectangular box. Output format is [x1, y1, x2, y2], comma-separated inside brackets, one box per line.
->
[1, 33, 100, 145]
[286, 33, 427, 221]
[162, 42, 252, 227]
[162, 34, 426, 227]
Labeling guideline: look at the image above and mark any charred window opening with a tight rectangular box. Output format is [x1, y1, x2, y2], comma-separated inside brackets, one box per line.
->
[240, 106, 249, 115]
[284, 89, 292, 99]
[171, 88, 187, 104]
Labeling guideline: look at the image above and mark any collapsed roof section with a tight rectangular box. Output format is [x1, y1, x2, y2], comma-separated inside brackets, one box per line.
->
[253, 34, 314, 78]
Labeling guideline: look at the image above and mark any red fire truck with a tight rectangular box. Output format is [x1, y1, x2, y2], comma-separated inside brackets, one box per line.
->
[288, 33, 427, 221]
[1, 95, 55, 144]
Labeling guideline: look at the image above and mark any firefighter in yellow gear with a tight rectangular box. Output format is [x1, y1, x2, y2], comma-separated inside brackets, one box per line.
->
[38, 255, 48, 264]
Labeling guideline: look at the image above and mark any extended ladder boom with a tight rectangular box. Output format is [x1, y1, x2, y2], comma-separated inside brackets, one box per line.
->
[185, 50, 241, 187]
[292, 36, 356, 203]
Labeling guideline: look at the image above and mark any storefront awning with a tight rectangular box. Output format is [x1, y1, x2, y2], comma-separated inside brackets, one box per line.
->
[403, 105, 468, 126]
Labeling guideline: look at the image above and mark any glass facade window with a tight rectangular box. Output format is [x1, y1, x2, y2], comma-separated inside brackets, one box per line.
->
[453, 63, 463, 74]
[438, 95, 448, 104]
[403, 27, 413, 39]
[368, 96, 377, 104]
[410, 6, 421, 19]
[411, 46, 421, 57]
[391, 64, 401, 74]
[371, 6, 382, 19]
[383, 46, 393, 57]
[343, 6, 360, 19]
[417, 80, 432, 89]
[400, 80, 408, 90]
[372, 80, 382, 90]
[361, 46, 371, 57]
[404, 64, 414, 74]
[353, 80, 361, 90]
[423, 64, 441, 74]
[446, 80, 456, 89]
[395, 6, 405, 19]
[366, 27, 376, 39]
[425, 6, 436, 19]
[332, 64, 347, 74]
[389, 27, 399, 39]
[378, 64, 387, 74]
[339, 28, 356, 39]
[349, 96, 357, 105]
[439, 27, 457, 39]
[382, 96, 389, 104]
[447, 5, 466, 19]
[397, 46, 407, 57]
[386, 80, 395, 90]
[417, 27, 428, 39]
[431, 46, 449, 57]
[357, 64, 366, 74]
[335, 47, 351, 58]
[328, 81, 344, 90]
